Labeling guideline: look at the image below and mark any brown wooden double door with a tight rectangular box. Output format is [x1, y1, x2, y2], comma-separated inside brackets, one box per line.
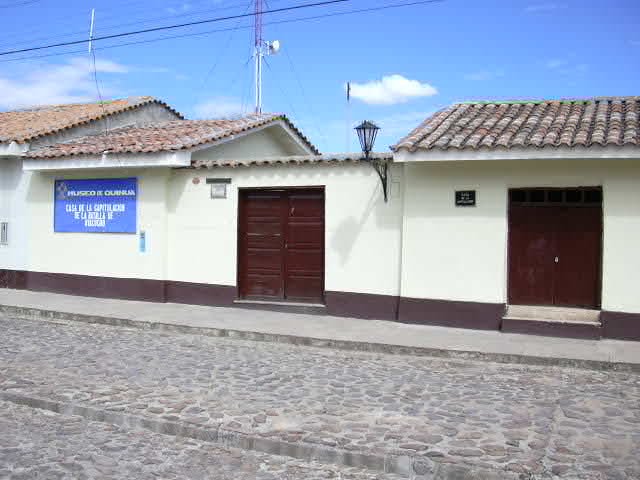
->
[238, 188, 325, 303]
[508, 188, 602, 308]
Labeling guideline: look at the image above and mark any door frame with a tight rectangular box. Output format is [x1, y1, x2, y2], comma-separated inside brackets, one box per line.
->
[506, 186, 604, 308]
[236, 186, 326, 302]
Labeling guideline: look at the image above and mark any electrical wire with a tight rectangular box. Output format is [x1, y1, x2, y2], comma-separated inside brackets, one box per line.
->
[0, 0, 350, 57]
[263, 0, 327, 142]
[263, 56, 301, 121]
[283, 47, 327, 144]
[0, 0, 247, 40]
[0, 0, 291, 50]
[0, 0, 444, 64]
[196, 0, 254, 103]
[0, 0, 40, 8]
[90, 47, 109, 137]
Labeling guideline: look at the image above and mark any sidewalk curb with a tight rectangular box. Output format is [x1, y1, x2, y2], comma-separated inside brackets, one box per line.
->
[2, 303, 639, 373]
[0, 391, 519, 479]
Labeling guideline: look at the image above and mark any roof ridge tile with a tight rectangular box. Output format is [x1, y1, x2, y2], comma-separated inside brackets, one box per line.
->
[26, 113, 319, 159]
[393, 96, 640, 153]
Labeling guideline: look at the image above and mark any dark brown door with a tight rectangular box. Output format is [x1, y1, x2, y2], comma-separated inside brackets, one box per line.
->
[508, 206, 556, 305]
[508, 188, 602, 308]
[238, 188, 324, 303]
[553, 206, 602, 307]
[284, 190, 324, 302]
[238, 190, 286, 299]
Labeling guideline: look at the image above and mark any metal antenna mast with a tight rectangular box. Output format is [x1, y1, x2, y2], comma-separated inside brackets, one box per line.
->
[254, 0, 264, 114]
[253, 0, 279, 114]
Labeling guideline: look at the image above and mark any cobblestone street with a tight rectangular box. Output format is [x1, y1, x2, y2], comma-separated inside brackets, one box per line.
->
[1, 315, 639, 479]
[0, 400, 398, 480]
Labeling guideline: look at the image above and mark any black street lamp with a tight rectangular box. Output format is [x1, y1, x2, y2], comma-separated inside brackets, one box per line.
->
[355, 120, 379, 159]
[354, 120, 389, 202]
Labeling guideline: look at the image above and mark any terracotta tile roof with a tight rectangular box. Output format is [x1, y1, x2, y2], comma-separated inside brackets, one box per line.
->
[393, 96, 640, 152]
[191, 152, 391, 168]
[0, 96, 183, 144]
[27, 114, 320, 159]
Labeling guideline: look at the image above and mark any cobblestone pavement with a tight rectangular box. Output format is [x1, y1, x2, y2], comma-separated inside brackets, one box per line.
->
[0, 400, 401, 480]
[1, 315, 639, 479]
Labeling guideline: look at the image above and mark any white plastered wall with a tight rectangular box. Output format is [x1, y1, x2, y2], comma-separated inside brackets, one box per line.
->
[26, 168, 169, 280]
[191, 124, 312, 160]
[401, 159, 640, 313]
[0, 158, 30, 270]
[167, 162, 404, 296]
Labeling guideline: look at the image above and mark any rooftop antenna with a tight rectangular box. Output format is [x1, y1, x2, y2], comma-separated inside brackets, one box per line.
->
[88, 8, 95, 54]
[254, 0, 280, 114]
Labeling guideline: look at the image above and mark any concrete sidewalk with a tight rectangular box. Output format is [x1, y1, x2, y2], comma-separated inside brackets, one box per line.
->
[1, 289, 639, 370]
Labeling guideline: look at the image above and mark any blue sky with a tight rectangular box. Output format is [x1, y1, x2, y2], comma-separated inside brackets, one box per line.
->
[0, 0, 638, 152]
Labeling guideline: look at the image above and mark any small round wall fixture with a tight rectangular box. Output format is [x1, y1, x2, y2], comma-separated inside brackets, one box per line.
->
[192, 177, 201, 185]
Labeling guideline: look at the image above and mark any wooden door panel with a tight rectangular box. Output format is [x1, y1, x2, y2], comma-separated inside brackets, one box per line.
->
[553, 207, 601, 307]
[244, 273, 283, 298]
[239, 191, 285, 299]
[287, 223, 323, 244]
[508, 206, 555, 305]
[284, 190, 324, 302]
[245, 249, 282, 271]
[284, 275, 324, 302]
[286, 250, 324, 274]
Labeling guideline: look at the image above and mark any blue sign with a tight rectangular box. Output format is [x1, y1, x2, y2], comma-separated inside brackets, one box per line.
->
[54, 178, 137, 233]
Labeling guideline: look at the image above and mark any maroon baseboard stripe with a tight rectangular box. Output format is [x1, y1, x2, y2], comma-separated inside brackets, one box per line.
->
[165, 280, 236, 307]
[26, 271, 165, 303]
[398, 297, 505, 330]
[601, 311, 640, 341]
[325, 291, 398, 321]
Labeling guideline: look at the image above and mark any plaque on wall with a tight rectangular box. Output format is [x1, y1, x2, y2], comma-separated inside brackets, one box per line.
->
[207, 178, 231, 199]
[455, 190, 476, 207]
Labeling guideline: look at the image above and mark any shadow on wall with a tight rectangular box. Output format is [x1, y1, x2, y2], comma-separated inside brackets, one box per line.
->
[330, 166, 400, 266]
[2, 159, 23, 194]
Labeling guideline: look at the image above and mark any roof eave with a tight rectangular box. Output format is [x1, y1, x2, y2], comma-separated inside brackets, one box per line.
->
[394, 145, 640, 162]
[4, 97, 184, 145]
[0, 141, 30, 157]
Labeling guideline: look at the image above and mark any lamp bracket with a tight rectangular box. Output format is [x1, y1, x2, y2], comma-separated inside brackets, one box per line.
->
[367, 157, 389, 202]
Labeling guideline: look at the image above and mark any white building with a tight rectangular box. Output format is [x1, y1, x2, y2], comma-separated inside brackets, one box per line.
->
[1, 96, 639, 341]
[0, 96, 181, 288]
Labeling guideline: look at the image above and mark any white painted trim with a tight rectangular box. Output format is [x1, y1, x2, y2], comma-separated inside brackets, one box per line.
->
[394, 145, 640, 162]
[0, 142, 29, 157]
[22, 151, 191, 171]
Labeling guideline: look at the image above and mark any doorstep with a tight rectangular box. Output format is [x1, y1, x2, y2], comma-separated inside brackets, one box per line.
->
[502, 305, 602, 339]
[233, 298, 327, 315]
[0, 289, 638, 371]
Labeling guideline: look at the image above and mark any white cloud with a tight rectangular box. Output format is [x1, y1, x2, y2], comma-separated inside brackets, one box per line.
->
[464, 70, 504, 81]
[166, 2, 191, 14]
[193, 97, 246, 118]
[348, 74, 437, 106]
[545, 59, 567, 69]
[525, 3, 565, 12]
[0, 57, 128, 110]
[546, 59, 588, 75]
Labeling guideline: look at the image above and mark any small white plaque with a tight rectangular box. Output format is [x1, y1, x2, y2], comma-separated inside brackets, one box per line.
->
[210, 183, 227, 199]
